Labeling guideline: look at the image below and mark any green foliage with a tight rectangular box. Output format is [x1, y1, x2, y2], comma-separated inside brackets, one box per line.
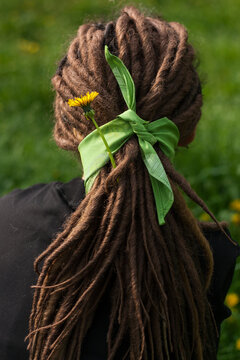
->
[0, 0, 240, 358]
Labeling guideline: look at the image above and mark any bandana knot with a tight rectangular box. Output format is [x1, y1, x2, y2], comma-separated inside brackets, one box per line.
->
[119, 109, 157, 146]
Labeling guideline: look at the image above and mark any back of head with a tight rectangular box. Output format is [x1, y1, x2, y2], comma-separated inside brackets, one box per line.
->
[52, 6, 202, 149]
[28, 6, 218, 360]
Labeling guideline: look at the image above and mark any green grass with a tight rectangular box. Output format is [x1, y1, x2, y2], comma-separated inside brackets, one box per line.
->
[0, 0, 240, 358]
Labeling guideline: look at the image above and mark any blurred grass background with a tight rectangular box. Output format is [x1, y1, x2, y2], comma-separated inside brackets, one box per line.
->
[0, 0, 239, 358]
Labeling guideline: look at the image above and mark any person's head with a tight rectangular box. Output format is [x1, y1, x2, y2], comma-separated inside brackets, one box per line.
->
[28, 6, 220, 360]
[52, 6, 200, 152]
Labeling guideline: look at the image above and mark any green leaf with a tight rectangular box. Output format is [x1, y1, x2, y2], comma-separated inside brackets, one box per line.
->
[104, 45, 136, 111]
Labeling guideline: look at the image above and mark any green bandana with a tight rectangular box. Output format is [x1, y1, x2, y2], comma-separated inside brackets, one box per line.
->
[78, 45, 180, 225]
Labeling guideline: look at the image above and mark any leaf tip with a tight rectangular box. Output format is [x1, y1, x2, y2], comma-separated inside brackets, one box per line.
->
[104, 45, 110, 61]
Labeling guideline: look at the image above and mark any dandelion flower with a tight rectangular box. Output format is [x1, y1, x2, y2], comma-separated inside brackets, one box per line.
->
[225, 293, 239, 308]
[68, 91, 116, 171]
[199, 213, 211, 222]
[230, 199, 240, 212]
[231, 213, 240, 225]
[236, 338, 240, 350]
[68, 91, 99, 112]
[19, 39, 40, 54]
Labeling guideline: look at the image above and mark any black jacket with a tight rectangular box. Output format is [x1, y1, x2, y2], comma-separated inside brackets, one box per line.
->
[0, 178, 239, 359]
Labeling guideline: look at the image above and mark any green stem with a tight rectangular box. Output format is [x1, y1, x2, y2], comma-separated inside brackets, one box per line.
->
[86, 113, 117, 169]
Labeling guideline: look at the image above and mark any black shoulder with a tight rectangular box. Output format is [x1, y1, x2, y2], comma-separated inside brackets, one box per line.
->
[0, 182, 68, 243]
[0, 179, 85, 359]
[0, 178, 85, 240]
[203, 227, 240, 271]
[203, 227, 240, 329]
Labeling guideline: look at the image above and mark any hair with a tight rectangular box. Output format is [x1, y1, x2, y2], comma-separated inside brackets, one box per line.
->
[27, 6, 226, 360]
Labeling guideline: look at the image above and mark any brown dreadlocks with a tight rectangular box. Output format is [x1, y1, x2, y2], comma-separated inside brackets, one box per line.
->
[27, 6, 225, 359]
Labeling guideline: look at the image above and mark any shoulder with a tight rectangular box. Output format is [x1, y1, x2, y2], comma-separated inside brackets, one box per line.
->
[0, 177, 85, 240]
[0, 177, 85, 275]
[203, 226, 240, 270]
[0, 178, 85, 358]
[0, 177, 85, 284]
[202, 225, 240, 328]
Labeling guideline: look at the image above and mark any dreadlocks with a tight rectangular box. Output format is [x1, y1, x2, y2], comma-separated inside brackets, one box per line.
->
[27, 6, 223, 359]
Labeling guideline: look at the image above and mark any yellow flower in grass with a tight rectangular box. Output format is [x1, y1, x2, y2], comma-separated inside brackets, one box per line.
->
[225, 293, 239, 308]
[230, 199, 240, 212]
[199, 213, 211, 221]
[236, 338, 240, 351]
[19, 39, 40, 54]
[68, 91, 99, 112]
[231, 213, 240, 225]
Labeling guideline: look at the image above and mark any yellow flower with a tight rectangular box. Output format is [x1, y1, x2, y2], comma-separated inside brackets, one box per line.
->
[225, 293, 239, 308]
[199, 213, 211, 221]
[231, 213, 240, 225]
[68, 92, 99, 109]
[236, 338, 240, 351]
[19, 39, 40, 54]
[230, 199, 240, 212]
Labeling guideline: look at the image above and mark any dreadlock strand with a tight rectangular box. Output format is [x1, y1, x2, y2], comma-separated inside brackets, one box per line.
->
[143, 173, 175, 352]
[168, 22, 190, 78]
[138, 23, 179, 115]
[127, 10, 157, 96]
[171, 183, 214, 289]
[151, 311, 164, 359]
[128, 162, 145, 359]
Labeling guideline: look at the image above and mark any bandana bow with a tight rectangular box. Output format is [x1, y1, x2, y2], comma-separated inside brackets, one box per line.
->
[78, 46, 180, 225]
